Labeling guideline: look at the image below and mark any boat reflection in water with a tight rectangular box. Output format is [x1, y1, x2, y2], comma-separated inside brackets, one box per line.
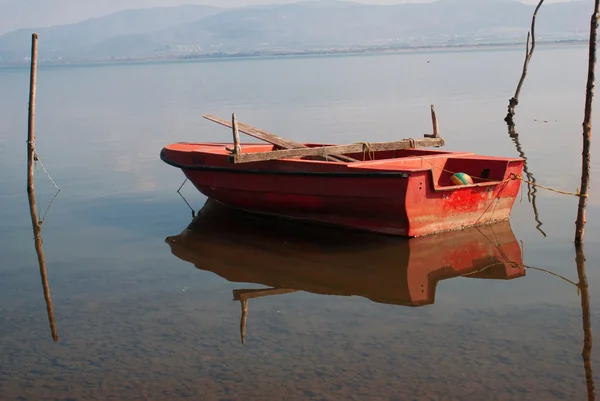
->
[166, 199, 525, 343]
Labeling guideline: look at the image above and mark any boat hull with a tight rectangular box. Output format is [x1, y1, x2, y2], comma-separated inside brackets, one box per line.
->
[161, 143, 524, 237]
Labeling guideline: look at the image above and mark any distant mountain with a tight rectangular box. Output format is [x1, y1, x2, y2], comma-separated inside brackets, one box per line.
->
[0, 5, 221, 62]
[0, 0, 592, 64]
[0, 0, 226, 35]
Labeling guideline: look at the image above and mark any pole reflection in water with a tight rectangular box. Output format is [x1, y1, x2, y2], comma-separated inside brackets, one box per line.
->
[233, 288, 298, 344]
[26, 170, 59, 342]
[166, 199, 527, 344]
[576, 243, 595, 400]
[506, 122, 546, 237]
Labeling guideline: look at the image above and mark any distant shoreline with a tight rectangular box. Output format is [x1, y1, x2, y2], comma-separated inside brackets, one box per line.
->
[0, 39, 588, 68]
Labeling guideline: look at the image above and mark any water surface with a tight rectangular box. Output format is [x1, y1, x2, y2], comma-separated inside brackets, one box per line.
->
[1, 45, 599, 400]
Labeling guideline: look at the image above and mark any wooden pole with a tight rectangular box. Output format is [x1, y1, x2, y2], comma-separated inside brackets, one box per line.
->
[26, 33, 58, 342]
[576, 243, 595, 400]
[240, 296, 248, 345]
[232, 113, 241, 155]
[430, 104, 439, 138]
[27, 33, 38, 198]
[575, 0, 599, 244]
[28, 193, 59, 342]
[504, 0, 545, 124]
[424, 104, 440, 139]
[27, 32, 39, 238]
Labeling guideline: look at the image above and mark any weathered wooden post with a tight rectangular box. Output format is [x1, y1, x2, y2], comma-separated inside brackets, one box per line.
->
[26, 33, 59, 342]
[232, 113, 241, 155]
[27, 33, 38, 199]
[424, 104, 440, 139]
[574, 0, 599, 244]
[576, 243, 595, 400]
[29, 196, 59, 342]
[430, 104, 439, 138]
[239, 296, 248, 345]
[504, 0, 545, 124]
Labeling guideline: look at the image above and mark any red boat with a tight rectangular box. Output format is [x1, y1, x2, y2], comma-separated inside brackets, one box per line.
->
[160, 114, 524, 237]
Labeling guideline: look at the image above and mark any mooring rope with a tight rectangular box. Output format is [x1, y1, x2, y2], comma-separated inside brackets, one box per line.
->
[176, 178, 196, 217]
[418, 157, 587, 198]
[28, 141, 60, 191]
[474, 224, 581, 289]
[509, 173, 587, 198]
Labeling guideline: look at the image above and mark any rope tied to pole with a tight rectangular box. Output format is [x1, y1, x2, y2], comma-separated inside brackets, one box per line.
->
[508, 173, 588, 198]
[419, 157, 587, 198]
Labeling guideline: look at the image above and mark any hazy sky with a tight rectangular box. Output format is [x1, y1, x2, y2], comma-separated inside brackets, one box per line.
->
[0, 0, 576, 35]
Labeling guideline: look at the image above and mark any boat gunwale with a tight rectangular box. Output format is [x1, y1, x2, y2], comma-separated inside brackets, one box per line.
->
[160, 147, 524, 190]
[160, 151, 411, 177]
[162, 142, 523, 165]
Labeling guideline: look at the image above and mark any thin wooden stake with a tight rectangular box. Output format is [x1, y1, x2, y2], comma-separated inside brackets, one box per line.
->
[240, 296, 248, 345]
[26, 33, 58, 342]
[232, 113, 241, 155]
[504, 0, 545, 124]
[28, 190, 59, 342]
[430, 104, 439, 138]
[575, 0, 599, 244]
[575, 243, 596, 400]
[424, 104, 440, 138]
[27, 32, 38, 197]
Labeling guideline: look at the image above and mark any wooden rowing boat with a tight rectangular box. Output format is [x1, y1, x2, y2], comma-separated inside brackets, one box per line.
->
[160, 113, 524, 237]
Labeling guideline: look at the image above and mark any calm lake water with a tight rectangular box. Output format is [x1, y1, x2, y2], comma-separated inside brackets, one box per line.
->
[1, 44, 600, 400]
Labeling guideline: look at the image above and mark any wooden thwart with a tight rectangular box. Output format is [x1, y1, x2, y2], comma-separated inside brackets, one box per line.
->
[229, 137, 445, 164]
[203, 114, 357, 163]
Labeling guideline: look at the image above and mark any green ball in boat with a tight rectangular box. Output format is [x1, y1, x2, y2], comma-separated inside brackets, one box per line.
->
[450, 172, 474, 185]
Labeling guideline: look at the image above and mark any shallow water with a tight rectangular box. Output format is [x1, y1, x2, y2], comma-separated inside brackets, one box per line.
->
[1, 44, 600, 400]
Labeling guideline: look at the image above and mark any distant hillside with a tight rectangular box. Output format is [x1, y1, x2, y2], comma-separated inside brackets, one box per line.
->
[0, 0, 592, 64]
[0, 5, 221, 62]
[0, 0, 223, 36]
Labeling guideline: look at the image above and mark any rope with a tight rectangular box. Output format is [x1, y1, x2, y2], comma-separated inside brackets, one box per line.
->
[510, 173, 587, 198]
[27, 140, 61, 225]
[176, 178, 196, 218]
[419, 157, 587, 198]
[474, 225, 580, 289]
[356, 142, 375, 161]
[38, 189, 60, 225]
[177, 178, 188, 193]
[36, 154, 60, 191]
[27, 141, 60, 191]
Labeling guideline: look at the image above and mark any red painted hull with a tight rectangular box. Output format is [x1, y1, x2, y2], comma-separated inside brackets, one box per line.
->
[160, 142, 524, 237]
